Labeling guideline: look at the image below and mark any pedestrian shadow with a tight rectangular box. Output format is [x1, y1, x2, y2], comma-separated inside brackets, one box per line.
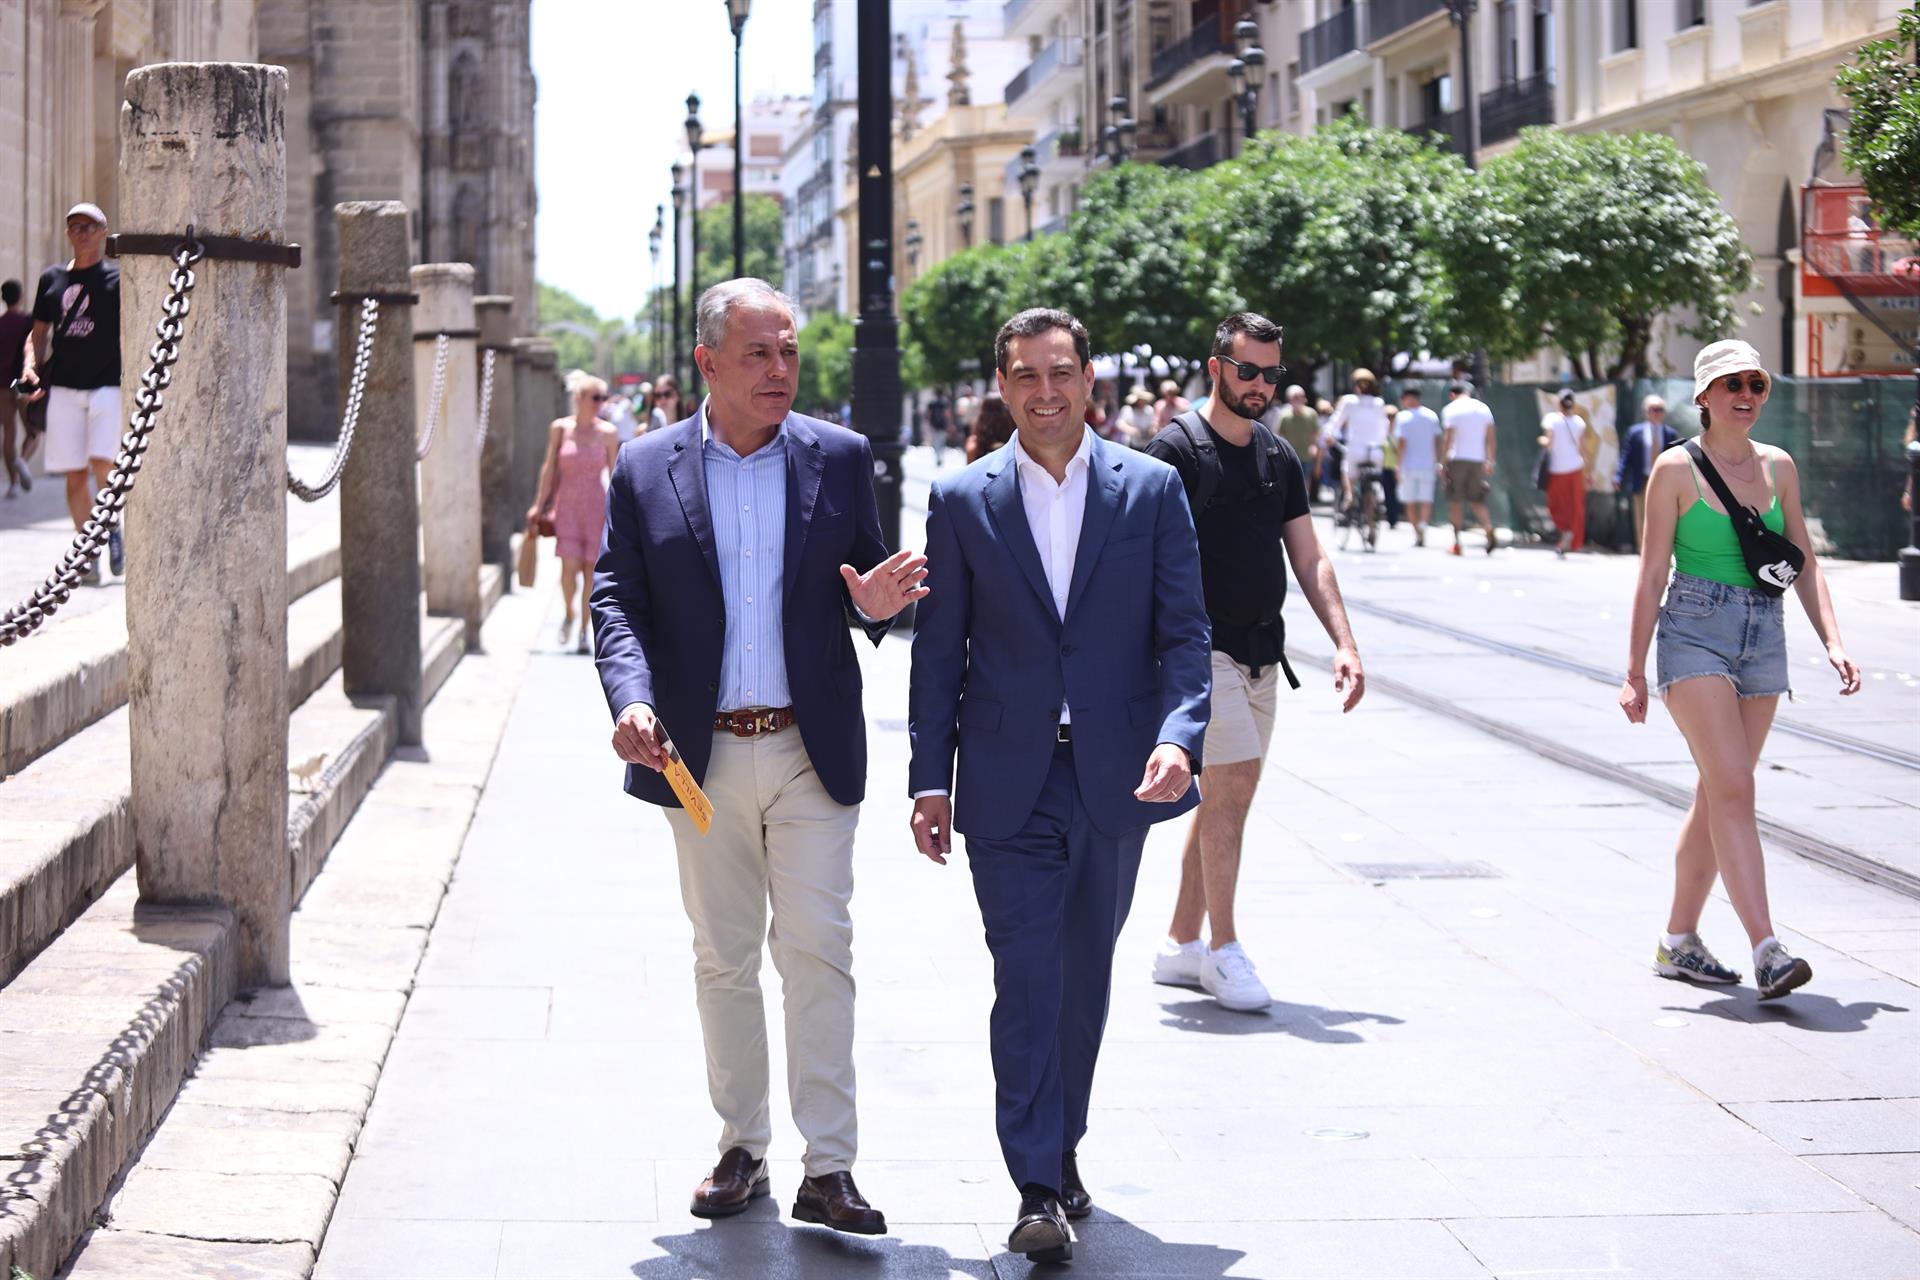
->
[633, 1220, 994, 1279]
[1159, 997, 1403, 1043]
[992, 1215, 1251, 1278]
[1666, 994, 1908, 1033]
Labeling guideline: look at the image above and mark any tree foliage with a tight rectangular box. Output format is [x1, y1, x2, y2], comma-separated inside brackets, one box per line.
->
[1476, 129, 1753, 379]
[795, 310, 854, 415]
[1836, 9, 1920, 238]
[1060, 161, 1222, 361]
[900, 244, 1026, 388]
[695, 193, 785, 288]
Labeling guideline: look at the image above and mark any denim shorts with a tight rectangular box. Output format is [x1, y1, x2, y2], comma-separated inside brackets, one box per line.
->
[1655, 571, 1791, 700]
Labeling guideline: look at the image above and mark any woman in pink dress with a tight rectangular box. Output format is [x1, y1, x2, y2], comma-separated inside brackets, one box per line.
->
[528, 370, 620, 653]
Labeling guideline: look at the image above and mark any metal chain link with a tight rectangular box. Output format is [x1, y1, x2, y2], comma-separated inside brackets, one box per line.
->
[288, 297, 379, 502]
[415, 333, 450, 461]
[1, 235, 204, 647]
[474, 348, 497, 451]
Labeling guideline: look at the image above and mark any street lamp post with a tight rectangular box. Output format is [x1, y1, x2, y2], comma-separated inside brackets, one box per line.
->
[1104, 94, 1137, 165]
[957, 181, 974, 248]
[904, 217, 922, 277]
[670, 165, 686, 386]
[686, 91, 705, 399]
[1444, 0, 1480, 169]
[1018, 146, 1039, 240]
[727, 0, 752, 281]
[1230, 16, 1265, 152]
[852, 0, 904, 554]
[648, 206, 664, 378]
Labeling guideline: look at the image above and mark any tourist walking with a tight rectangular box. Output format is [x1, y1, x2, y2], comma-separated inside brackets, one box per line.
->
[1274, 384, 1319, 491]
[1541, 389, 1597, 556]
[647, 373, 683, 431]
[1326, 369, 1390, 515]
[1617, 394, 1680, 550]
[594, 279, 925, 1236]
[1618, 339, 1860, 1001]
[1118, 386, 1158, 447]
[1143, 312, 1365, 1014]
[964, 392, 1015, 462]
[20, 203, 121, 581]
[529, 370, 619, 653]
[1154, 377, 1190, 429]
[908, 308, 1210, 1264]
[1, 280, 34, 498]
[1394, 385, 1443, 546]
[1441, 379, 1499, 555]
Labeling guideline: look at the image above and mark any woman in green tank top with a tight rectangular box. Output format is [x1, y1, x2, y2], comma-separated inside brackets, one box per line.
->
[1617, 340, 1861, 1003]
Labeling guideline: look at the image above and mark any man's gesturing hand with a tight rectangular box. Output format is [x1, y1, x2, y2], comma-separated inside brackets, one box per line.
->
[612, 702, 667, 772]
[911, 795, 953, 865]
[1134, 743, 1193, 803]
[840, 549, 930, 621]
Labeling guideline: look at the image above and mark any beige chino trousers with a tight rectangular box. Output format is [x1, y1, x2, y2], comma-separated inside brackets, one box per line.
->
[663, 727, 861, 1176]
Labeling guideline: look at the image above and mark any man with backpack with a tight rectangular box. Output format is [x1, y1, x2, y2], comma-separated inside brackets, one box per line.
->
[1143, 312, 1366, 1011]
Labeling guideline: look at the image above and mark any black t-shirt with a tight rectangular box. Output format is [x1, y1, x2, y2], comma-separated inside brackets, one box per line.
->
[32, 261, 121, 389]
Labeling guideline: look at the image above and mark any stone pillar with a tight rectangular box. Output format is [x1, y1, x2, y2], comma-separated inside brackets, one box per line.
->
[412, 263, 482, 648]
[518, 337, 558, 518]
[475, 295, 516, 581]
[508, 337, 539, 523]
[336, 201, 425, 747]
[121, 63, 291, 988]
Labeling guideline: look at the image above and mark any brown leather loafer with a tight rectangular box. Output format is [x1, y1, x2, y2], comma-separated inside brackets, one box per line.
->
[690, 1146, 769, 1219]
[792, 1170, 888, 1235]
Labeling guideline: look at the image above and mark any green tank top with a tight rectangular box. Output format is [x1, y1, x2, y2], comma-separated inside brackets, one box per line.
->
[1673, 455, 1785, 588]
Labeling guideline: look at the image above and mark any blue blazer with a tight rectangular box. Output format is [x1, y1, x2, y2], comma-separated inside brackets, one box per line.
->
[1616, 420, 1681, 494]
[591, 412, 891, 809]
[908, 434, 1212, 840]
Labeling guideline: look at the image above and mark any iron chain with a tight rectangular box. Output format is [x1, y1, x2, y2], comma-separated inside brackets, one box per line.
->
[474, 348, 497, 451]
[288, 296, 379, 502]
[415, 333, 450, 461]
[1, 236, 204, 647]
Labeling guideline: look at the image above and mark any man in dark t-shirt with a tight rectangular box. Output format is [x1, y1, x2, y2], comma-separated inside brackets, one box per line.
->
[1, 279, 35, 496]
[1142, 311, 1367, 1013]
[21, 202, 123, 580]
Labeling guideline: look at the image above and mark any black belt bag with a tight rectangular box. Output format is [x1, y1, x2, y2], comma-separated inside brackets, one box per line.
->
[1684, 441, 1803, 597]
[1217, 616, 1301, 690]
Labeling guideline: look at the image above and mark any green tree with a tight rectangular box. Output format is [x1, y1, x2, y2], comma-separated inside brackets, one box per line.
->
[795, 310, 854, 414]
[900, 243, 1025, 388]
[695, 193, 784, 288]
[1836, 9, 1920, 237]
[1477, 128, 1754, 379]
[1059, 162, 1221, 363]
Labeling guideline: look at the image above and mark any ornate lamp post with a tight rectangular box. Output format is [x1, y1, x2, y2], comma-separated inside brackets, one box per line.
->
[648, 205, 665, 378]
[957, 181, 974, 248]
[670, 164, 687, 385]
[1018, 146, 1039, 239]
[904, 217, 922, 277]
[685, 91, 705, 398]
[1103, 93, 1136, 164]
[727, 0, 752, 280]
[1230, 16, 1265, 152]
[1444, 0, 1480, 169]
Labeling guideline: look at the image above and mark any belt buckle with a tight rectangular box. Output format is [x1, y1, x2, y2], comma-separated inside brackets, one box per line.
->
[755, 709, 774, 736]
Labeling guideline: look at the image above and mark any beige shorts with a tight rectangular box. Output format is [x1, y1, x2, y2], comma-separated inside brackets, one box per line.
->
[1203, 649, 1278, 767]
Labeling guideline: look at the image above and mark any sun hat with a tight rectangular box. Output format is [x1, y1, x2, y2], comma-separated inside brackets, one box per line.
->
[1693, 339, 1768, 402]
[65, 202, 106, 226]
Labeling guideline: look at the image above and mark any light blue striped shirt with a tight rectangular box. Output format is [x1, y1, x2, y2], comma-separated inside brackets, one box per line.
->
[701, 400, 790, 710]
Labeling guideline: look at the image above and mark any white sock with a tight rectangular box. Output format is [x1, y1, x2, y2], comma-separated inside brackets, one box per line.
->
[1662, 932, 1693, 949]
[1753, 935, 1778, 966]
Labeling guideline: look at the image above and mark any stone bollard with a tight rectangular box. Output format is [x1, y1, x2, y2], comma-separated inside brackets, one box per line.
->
[475, 295, 516, 581]
[121, 63, 291, 987]
[336, 201, 425, 746]
[412, 263, 482, 648]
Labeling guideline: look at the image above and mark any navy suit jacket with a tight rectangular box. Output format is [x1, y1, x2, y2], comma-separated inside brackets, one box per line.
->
[908, 434, 1212, 840]
[1616, 420, 1681, 494]
[590, 412, 891, 808]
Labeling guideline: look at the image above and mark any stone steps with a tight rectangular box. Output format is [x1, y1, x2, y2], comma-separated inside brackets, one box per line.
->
[0, 563, 509, 1279]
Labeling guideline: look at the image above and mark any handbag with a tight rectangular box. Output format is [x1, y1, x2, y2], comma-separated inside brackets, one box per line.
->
[515, 529, 540, 588]
[1683, 440, 1804, 596]
[1533, 447, 1551, 492]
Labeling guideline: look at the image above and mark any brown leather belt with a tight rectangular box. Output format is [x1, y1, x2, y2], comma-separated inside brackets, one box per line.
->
[714, 706, 796, 737]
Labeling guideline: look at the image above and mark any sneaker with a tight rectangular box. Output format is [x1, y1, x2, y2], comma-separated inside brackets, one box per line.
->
[108, 528, 124, 576]
[15, 464, 28, 493]
[575, 624, 591, 655]
[557, 618, 573, 649]
[1449, 542, 1463, 556]
[1654, 934, 1740, 985]
[1152, 937, 1206, 987]
[1755, 941, 1812, 1001]
[1200, 942, 1271, 1012]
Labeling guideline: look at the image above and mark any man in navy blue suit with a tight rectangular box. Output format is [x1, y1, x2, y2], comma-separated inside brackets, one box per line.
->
[1615, 393, 1681, 549]
[591, 279, 927, 1236]
[907, 308, 1212, 1264]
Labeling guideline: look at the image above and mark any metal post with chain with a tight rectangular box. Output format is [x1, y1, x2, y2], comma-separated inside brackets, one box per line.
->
[0, 234, 204, 646]
[288, 295, 380, 502]
[415, 332, 451, 461]
[473, 347, 497, 450]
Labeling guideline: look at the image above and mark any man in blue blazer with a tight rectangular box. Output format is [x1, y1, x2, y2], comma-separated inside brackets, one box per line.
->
[1615, 394, 1680, 549]
[592, 280, 927, 1236]
[907, 308, 1211, 1264]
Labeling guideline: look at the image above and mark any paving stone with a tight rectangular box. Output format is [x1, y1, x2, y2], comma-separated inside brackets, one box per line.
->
[1727, 1098, 1920, 1155]
[311, 1217, 501, 1280]
[1806, 1152, 1920, 1231]
[104, 1166, 337, 1246]
[1445, 1210, 1920, 1280]
[493, 1220, 995, 1280]
[61, 1228, 315, 1279]
[395, 984, 551, 1040]
[134, 1121, 351, 1182]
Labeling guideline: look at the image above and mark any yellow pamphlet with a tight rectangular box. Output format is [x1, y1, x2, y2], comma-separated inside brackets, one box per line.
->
[662, 735, 713, 835]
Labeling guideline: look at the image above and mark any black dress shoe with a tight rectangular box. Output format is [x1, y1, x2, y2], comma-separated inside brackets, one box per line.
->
[1060, 1151, 1092, 1220]
[1009, 1185, 1072, 1263]
[792, 1170, 888, 1235]
[690, 1146, 768, 1218]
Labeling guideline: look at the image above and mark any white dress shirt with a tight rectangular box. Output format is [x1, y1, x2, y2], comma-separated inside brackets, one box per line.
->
[1012, 427, 1093, 724]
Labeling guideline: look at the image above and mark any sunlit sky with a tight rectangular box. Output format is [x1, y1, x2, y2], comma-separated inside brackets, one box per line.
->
[530, 0, 816, 322]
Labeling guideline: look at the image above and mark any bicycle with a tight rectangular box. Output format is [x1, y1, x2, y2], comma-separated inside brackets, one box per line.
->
[1336, 459, 1384, 551]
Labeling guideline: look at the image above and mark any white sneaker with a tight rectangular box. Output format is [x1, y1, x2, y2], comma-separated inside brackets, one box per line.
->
[557, 618, 573, 649]
[1201, 942, 1271, 1011]
[1152, 937, 1206, 987]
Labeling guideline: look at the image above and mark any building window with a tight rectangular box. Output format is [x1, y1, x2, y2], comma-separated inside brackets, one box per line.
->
[1612, 0, 1638, 50]
[1421, 73, 1452, 118]
[1532, 0, 1552, 80]
[1681, 0, 1705, 27]
[988, 197, 1005, 246]
[1286, 59, 1300, 116]
[1496, 0, 1518, 84]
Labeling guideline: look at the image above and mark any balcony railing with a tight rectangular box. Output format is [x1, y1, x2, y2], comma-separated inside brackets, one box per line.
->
[1300, 5, 1362, 75]
[1006, 38, 1082, 107]
[1479, 72, 1553, 146]
[1157, 130, 1221, 172]
[1146, 21, 1227, 90]
[1404, 106, 1467, 157]
[1370, 0, 1446, 43]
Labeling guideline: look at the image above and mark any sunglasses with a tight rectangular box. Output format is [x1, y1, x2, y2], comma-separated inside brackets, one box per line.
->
[1220, 355, 1287, 385]
[590, 393, 609, 402]
[1721, 375, 1768, 396]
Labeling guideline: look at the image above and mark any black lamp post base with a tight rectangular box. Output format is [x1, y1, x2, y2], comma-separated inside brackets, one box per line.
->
[1899, 546, 1920, 601]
